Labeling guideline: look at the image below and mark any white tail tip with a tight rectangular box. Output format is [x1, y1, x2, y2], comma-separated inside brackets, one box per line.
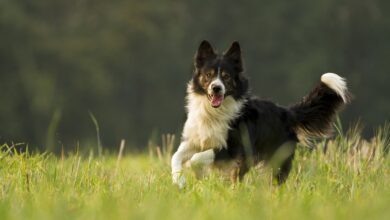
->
[321, 73, 348, 103]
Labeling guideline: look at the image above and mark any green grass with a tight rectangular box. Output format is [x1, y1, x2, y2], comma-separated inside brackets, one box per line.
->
[0, 126, 389, 220]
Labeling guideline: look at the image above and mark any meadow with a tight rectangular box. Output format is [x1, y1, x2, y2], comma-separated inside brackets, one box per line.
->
[0, 125, 389, 220]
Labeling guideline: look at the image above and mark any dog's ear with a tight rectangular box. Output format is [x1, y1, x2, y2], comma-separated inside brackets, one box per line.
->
[195, 40, 216, 68]
[224, 41, 243, 72]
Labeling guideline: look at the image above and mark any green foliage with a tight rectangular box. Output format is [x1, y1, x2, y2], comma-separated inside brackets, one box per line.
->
[0, 0, 389, 150]
[0, 126, 389, 219]
[89, 112, 102, 157]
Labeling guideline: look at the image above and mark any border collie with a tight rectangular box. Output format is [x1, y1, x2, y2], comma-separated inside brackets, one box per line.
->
[171, 40, 350, 188]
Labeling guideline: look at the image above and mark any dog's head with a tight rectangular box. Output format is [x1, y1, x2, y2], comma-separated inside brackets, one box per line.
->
[191, 40, 248, 108]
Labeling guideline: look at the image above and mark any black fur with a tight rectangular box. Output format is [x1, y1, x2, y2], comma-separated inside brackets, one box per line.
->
[214, 98, 298, 183]
[192, 41, 350, 184]
[290, 82, 350, 138]
[192, 41, 248, 99]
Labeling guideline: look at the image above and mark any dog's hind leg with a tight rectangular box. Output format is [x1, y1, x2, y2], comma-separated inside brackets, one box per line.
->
[275, 153, 294, 184]
[269, 141, 296, 185]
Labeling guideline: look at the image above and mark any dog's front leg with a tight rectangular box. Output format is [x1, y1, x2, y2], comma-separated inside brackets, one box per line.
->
[171, 141, 195, 188]
[189, 149, 216, 179]
[190, 149, 215, 166]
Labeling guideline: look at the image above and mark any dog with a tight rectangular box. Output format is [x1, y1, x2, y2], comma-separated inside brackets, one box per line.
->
[171, 40, 350, 188]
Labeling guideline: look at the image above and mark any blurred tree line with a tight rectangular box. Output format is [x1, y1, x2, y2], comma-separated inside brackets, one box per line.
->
[0, 0, 389, 152]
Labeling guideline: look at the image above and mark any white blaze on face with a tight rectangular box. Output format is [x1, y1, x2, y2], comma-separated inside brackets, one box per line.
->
[208, 78, 226, 94]
[208, 67, 226, 108]
[208, 67, 226, 95]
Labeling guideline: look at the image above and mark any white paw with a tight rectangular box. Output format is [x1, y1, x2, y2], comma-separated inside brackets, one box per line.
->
[172, 172, 186, 189]
[190, 153, 204, 166]
[190, 151, 214, 166]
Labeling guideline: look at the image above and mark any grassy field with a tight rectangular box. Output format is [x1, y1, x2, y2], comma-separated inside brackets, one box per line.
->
[0, 125, 389, 220]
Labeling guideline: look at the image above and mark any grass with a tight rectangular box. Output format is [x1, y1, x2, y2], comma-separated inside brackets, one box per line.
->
[0, 125, 389, 220]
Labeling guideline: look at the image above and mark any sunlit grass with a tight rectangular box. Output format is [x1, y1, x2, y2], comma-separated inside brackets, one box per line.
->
[0, 125, 389, 220]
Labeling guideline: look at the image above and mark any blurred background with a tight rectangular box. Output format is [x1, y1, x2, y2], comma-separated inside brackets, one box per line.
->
[0, 0, 389, 152]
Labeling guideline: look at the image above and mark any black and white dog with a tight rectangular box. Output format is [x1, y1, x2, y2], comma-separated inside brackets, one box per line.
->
[171, 40, 350, 188]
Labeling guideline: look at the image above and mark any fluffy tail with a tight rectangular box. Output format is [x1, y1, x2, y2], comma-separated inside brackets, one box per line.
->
[290, 73, 351, 143]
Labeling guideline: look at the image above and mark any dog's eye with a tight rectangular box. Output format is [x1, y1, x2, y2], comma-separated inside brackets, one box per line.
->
[205, 72, 212, 78]
[222, 72, 230, 80]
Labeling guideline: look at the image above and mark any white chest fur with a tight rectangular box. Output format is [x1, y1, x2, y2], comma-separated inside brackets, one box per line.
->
[182, 87, 244, 151]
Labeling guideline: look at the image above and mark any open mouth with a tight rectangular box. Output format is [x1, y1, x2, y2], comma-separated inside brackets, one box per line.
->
[208, 93, 224, 108]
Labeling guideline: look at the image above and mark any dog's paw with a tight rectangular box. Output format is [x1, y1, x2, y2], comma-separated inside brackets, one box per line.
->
[172, 172, 186, 189]
[190, 151, 214, 166]
[190, 153, 204, 167]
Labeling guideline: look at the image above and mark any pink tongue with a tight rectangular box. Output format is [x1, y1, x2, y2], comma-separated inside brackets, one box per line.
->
[211, 95, 224, 107]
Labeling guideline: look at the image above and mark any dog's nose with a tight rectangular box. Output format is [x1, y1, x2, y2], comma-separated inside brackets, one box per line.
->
[212, 85, 222, 93]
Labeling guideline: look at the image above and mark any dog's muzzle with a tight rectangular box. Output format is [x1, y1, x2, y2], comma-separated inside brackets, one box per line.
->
[208, 80, 225, 108]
